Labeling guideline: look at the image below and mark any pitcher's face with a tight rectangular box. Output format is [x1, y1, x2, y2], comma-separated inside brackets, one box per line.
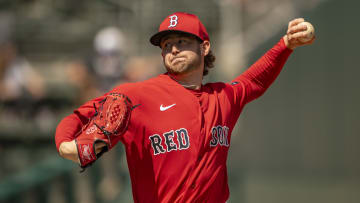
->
[161, 34, 203, 75]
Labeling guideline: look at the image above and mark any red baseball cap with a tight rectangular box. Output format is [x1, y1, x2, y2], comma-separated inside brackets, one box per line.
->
[150, 12, 210, 46]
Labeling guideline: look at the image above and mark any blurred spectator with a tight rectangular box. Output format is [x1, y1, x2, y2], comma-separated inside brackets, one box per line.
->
[88, 26, 127, 93]
[0, 11, 45, 105]
[62, 26, 128, 104]
[64, 60, 100, 104]
[0, 42, 45, 102]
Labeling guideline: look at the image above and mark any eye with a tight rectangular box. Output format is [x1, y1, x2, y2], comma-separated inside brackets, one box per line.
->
[162, 42, 171, 51]
[178, 39, 187, 45]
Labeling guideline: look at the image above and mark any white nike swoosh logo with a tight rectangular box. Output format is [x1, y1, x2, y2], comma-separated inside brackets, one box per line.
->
[160, 104, 176, 111]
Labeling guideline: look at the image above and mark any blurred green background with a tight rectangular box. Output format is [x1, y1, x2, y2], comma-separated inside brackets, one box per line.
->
[0, 0, 358, 203]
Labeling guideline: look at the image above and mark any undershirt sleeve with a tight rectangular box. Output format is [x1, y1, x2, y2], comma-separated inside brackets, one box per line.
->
[231, 38, 293, 108]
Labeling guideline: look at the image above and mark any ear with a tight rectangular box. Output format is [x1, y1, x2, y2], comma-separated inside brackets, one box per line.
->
[201, 40, 211, 56]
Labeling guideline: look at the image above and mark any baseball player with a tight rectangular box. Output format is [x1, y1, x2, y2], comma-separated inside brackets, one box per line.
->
[55, 12, 315, 203]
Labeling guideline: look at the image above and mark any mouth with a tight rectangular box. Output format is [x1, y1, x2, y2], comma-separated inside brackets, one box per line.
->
[171, 57, 185, 64]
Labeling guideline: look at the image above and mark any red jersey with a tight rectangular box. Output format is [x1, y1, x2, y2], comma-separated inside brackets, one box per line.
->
[55, 39, 292, 203]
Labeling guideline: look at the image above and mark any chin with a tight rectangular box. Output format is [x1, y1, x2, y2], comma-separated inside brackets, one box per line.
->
[166, 64, 189, 75]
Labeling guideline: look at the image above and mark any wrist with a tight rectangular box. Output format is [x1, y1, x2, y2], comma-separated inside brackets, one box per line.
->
[59, 140, 79, 163]
[283, 35, 294, 50]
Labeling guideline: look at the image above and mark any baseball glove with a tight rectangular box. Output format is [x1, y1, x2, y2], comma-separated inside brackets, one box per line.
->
[75, 93, 133, 171]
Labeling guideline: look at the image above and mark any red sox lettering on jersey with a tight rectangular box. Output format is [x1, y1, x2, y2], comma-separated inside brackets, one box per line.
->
[149, 128, 190, 155]
[210, 125, 230, 147]
[149, 125, 230, 156]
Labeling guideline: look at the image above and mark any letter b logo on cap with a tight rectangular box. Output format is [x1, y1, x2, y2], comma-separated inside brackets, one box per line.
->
[168, 15, 178, 28]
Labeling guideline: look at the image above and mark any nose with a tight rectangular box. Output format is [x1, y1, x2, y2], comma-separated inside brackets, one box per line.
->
[171, 44, 180, 55]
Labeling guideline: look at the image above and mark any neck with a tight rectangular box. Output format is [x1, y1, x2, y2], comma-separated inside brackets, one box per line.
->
[168, 70, 203, 90]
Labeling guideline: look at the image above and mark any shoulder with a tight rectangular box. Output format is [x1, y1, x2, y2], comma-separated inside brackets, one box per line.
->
[109, 74, 166, 100]
[111, 75, 160, 92]
[204, 81, 243, 100]
[204, 81, 233, 93]
[111, 82, 141, 94]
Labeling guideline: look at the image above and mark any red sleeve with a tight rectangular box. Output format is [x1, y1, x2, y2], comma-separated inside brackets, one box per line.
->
[231, 38, 293, 105]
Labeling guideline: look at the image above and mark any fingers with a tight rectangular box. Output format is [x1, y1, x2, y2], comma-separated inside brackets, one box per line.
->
[288, 31, 308, 40]
[288, 18, 305, 30]
[286, 18, 310, 41]
[287, 18, 306, 35]
[284, 18, 315, 49]
[287, 24, 307, 35]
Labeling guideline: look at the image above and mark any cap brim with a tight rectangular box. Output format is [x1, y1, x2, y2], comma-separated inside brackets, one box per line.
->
[150, 30, 202, 47]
